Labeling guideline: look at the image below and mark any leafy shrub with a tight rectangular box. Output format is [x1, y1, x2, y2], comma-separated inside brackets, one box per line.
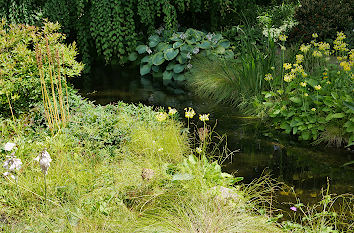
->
[262, 32, 354, 146]
[0, 19, 84, 116]
[133, 28, 233, 82]
[290, 0, 353, 42]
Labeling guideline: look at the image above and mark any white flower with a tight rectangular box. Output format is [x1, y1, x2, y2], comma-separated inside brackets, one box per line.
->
[3, 172, 16, 180]
[34, 149, 52, 175]
[3, 155, 22, 171]
[168, 107, 177, 115]
[187, 63, 193, 69]
[4, 142, 16, 151]
[146, 46, 152, 54]
[186, 52, 191, 59]
[179, 33, 186, 40]
[158, 148, 163, 152]
[196, 147, 202, 153]
[192, 47, 199, 54]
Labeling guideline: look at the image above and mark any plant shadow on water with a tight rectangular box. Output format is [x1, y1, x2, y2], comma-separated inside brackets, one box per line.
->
[73, 63, 354, 212]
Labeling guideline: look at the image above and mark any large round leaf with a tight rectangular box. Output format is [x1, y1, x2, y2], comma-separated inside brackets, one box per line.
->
[215, 46, 226, 54]
[166, 62, 176, 71]
[152, 65, 160, 72]
[128, 52, 138, 61]
[173, 41, 183, 49]
[148, 35, 160, 48]
[173, 64, 185, 73]
[140, 64, 151, 76]
[218, 39, 230, 48]
[156, 42, 169, 51]
[152, 52, 165, 66]
[180, 44, 194, 52]
[224, 50, 234, 59]
[163, 70, 173, 80]
[176, 55, 187, 64]
[198, 41, 211, 49]
[136, 45, 147, 54]
[164, 48, 179, 61]
[141, 55, 151, 64]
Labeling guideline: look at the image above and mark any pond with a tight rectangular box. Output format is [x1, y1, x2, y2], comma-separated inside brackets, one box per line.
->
[73, 62, 354, 212]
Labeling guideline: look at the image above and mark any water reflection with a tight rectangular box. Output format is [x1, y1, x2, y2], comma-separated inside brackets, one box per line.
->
[73, 63, 354, 204]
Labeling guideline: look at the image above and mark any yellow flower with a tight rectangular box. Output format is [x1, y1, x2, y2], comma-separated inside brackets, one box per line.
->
[199, 114, 210, 122]
[323, 76, 328, 79]
[184, 107, 196, 119]
[304, 93, 309, 97]
[264, 73, 273, 81]
[317, 42, 330, 51]
[300, 82, 307, 87]
[196, 147, 202, 154]
[279, 34, 287, 42]
[326, 81, 331, 84]
[301, 72, 308, 77]
[312, 50, 322, 57]
[271, 66, 275, 70]
[311, 108, 316, 111]
[283, 63, 292, 70]
[336, 31, 346, 41]
[156, 112, 168, 122]
[168, 107, 177, 116]
[340, 61, 351, 71]
[312, 33, 318, 38]
[299, 44, 311, 53]
[296, 54, 304, 64]
[323, 72, 327, 76]
[277, 90, 284, 95]
[284, 73, 294, 82]
[314, 85, 321, 90]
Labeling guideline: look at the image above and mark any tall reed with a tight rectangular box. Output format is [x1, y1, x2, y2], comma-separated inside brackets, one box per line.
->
[35, 38, 70, 134]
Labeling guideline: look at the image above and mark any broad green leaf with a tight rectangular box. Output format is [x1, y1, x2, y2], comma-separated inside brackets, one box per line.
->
[215, 46, 225, 54]
[173, 64, 185, 73]
[325, 113, 345, 121]
[198, 40, 211, 49]
[152, 65, 159, 72]
[152, 52, 165, 66]
[218, 39, 230, 48]
[289, 97, 302, 104]
[148, 35, 160, 48]
[164, 48, 179, 61]
[163, 70, 173, 80]
[173, 41, 183, 49]
[128, 52, 138, 61]
[166, 62, 176, 71]
[176, 55, 187, 64]
[140, 64, 151, 76]
[136, 45, 147, 54]
[156, 42, 169, 51]
[141, 55, 151, 63]
[173, 73, 186, 81]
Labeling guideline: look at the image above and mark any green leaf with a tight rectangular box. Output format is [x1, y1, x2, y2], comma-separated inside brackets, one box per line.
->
[301, 131, 310, 140]
[164, 48, 179, 61]
[163, 70, 173, 80]
[136, 45, 147, 54]
[173, 73, 186, 81]
[172, 173, 193, 181]
[156, 42, 169, 51]
[198, 40, 211, 49]
[173, 64, 185, 73]
[152, 52, 165, 66]
[289, 97, 302, 104]
[176, 55, 187, 64]
[128, 52, 138, 61]
[166, 62, 175, 71]
[215, 46, 225, 54]
[152, 65, 159, 72]
[218, 39, 230, 48]
[140, 64, 151, 76]
[173, 41, 183, 49]
[343, 101, 354, 111]
[325, 113, 345, 121]
[148, 35, 160, 48]
[141, 55, 151, 64]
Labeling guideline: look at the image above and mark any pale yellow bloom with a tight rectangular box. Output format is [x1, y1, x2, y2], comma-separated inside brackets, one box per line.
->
[279, 34, 287, 42]
[168, 107, 177, 116]
[311, 108, 316, 111]
[314, 85, 321, 90]
[301, 72, 308, 77]
[196, 147, 202, 154]
[299, 44, 311, 53]
[304, 93, 309, 97]
[312, 50, 322, 58]
[264, 73, 273, 81]
[317, 42, 330, 51]
[296, 54, 304, 64]
[284, 73, 294, 82]
[312, 33, 318, 38]
[199, 114, 210, 122]
[326, 81, 331, 84]
[300, 82, 307, 87]
[283, 63, 292, 70]
[184, 107, 196, 119]
[156, 112, 168, 122]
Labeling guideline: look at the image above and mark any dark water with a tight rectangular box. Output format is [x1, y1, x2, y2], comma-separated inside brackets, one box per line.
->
[73, 63, 354, 210]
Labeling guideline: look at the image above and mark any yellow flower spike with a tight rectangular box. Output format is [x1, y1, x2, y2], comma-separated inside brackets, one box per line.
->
[312, 50, 322, 58]
[296, 54, 304, 64]
[312, 33, 318, 38]
[300, 82, 307, 87]
[156, 112, 168, 122]
[314, 85, 321, 90]
[283, 63, 292, 70]
[279, 34, 287, 42]
[264, 73, 273, 81]
[199, 114, 210, 122]
[168, 107, 177, 116]
[284, 73, 294, 82]
[299, 44, 311, 53]
[184, 107, 196, 119]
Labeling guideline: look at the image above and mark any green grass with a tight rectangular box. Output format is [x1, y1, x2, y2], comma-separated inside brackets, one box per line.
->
[0, 95, 283, 232]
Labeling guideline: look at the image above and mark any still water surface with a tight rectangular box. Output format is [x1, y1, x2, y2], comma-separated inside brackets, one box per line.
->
[73, 63, 354, 210]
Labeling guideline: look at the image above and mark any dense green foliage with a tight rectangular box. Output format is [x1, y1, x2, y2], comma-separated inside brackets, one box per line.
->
[134, 28, 233, 81]
[0, 0, 262, 69]
[290, 0, 353, 43]
[0, 19, 83, 115]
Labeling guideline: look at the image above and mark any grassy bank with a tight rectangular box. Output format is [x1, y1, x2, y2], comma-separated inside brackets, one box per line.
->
[0, 93, 282, 232]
